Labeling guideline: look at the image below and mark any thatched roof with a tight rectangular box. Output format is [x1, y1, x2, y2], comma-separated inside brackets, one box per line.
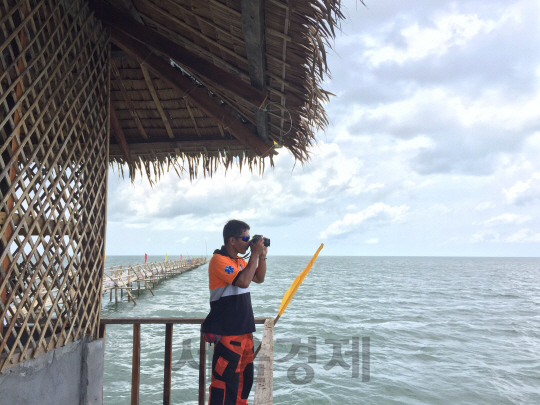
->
[92, 0, 344, 181]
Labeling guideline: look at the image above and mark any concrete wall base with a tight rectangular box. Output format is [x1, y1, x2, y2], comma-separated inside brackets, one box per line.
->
[0, 337, 104, 405]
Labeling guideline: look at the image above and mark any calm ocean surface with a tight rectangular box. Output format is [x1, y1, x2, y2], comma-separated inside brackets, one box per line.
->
[101, 256, 540, 404]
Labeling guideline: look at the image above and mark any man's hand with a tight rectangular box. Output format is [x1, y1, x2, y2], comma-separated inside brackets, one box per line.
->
[235, 237, 267, 288]
[253, 236, 267, 284]
[250, 236, 265, 257]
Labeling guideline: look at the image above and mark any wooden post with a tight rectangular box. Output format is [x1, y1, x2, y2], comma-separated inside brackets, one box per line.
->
[163, 323, 173, 405]
[131, 323, 141, 405]
[98, 323, 106, 339]
[241, 0, 270, 142]
[254, 318, 274, 404]
[138, 281, 140, 296]
[115, 287, 118, 304]
[99, 322, 107, 405]
[198, 334, 206, 405]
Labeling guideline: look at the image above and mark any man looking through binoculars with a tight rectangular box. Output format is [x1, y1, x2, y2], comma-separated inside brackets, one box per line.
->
[201, 220, 268, 405]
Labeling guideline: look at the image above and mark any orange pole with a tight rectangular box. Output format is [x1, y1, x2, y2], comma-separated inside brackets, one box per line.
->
[2, 5, 27, 306]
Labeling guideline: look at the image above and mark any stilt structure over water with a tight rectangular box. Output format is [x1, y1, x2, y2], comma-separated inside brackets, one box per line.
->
[103, 258, 206, 305]
[0, 0, 348, 403]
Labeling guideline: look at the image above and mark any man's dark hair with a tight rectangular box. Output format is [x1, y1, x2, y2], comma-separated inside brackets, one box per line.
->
[223, 220, 250, 245]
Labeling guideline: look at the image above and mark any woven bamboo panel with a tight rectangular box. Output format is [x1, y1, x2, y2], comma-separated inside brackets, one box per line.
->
[0, 0, 109, 370]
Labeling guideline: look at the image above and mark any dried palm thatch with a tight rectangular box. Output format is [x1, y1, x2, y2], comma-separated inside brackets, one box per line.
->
[100, 0, 346, 182]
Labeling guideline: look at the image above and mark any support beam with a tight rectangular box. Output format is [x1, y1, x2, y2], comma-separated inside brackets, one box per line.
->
[89, 0, 267, 108]
[110, 105, 132, 163]
[140, 65, 180, 154]
[111, 30, 272, 156]
[184, 100, 201, 137]
[140, 66, 174, 140]
[241, 0, 270, 143]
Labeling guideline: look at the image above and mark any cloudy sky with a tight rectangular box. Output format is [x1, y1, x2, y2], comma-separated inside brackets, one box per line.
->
[106, 0, 540, 257]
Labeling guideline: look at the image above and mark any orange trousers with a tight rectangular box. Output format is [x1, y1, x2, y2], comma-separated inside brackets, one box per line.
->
[208, 334, 254, 405]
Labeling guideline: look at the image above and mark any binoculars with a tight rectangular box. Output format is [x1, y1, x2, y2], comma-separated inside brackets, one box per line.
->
[250, 234, 270, 247]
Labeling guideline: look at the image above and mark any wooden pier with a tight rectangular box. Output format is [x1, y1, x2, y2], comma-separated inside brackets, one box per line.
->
[102, 258, 206, 305]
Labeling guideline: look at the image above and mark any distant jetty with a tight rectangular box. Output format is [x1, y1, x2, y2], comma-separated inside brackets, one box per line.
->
[102, 258, 207, 305]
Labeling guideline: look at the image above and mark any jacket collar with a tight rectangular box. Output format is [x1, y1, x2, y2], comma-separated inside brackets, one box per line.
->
[214, 245, 236, 259]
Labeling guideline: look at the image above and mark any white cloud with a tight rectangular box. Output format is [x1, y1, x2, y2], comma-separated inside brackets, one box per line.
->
[365, 13, 497, 66]
[470, 229, 540, 244]
[366, 238, 380, 244]
[505, 229, 540, 243]
[503, 172, 540, 204]
[108, 142, 377, 231]
[319, 203, 409, 239]
[475, 201, 496, 211]
[470, 230, 500, 243]
[482, 213, 532, 225]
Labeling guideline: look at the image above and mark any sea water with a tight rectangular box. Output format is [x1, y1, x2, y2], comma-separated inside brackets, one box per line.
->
[101, 256, 540, 404]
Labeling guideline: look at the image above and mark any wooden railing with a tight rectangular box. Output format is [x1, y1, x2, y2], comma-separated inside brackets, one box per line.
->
[99, 317, 274, 405]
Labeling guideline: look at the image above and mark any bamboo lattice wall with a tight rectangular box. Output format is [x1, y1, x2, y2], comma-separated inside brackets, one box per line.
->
[0, 0, 109, 370]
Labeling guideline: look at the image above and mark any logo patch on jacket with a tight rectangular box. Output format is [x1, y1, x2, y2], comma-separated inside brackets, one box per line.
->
[224, 265, 234, 274]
